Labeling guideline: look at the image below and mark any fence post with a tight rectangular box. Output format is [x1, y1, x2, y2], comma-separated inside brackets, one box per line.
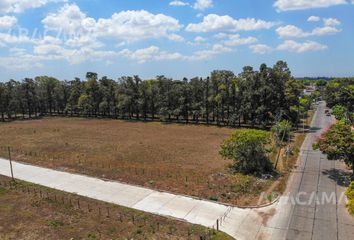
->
[8, 147, 14, 181]
[216, 219, 219, 231]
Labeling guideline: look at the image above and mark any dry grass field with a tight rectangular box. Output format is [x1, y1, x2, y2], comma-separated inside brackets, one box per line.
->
[0, 117, 276, 205]
[0, 176, 232, 240]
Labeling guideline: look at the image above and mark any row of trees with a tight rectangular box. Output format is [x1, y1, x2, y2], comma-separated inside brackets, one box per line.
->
[0, 61, 305, 127]
[315, 78, 354, 179]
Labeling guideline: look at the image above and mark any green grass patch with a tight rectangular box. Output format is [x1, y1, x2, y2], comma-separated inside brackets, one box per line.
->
[0, 187, 9, 196]
[48, 219, 64, 228]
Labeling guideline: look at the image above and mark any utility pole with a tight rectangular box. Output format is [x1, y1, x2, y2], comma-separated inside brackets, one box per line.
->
[286, 136, 290, 170]
[303, 112, 305, 134]
[8, 147, 14, 181]
[274, 130, 286, 170]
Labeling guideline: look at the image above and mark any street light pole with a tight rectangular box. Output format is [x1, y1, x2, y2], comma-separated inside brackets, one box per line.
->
[8, 146, 14, 181]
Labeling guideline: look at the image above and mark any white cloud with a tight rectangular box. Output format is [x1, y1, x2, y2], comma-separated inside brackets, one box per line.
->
[9, 47, 27, 55]
[32, 35, 117, 65]
[276, 24, 341, 38]
[0, 0, 67, 14]
[214, 33, 228, 39]
[323, 17, 341, 26]
[276, 25, 311, 38]
[196, 13, 204, 18]
[274, 0, 347, 11]
[96, 11, 182, 41]
[312, 26, 341, 35]
[187, 36, 206, 46]
[0, 54, 43, 70]
[168, 34, 185, 42]
[42, 4, 183, 42]
[188, 44, 232, 60]
[223, 34, 258, 46]
[0, 32, 33, 45]
[186, 14, 276, 32]
[194, 36, 206, 43]
[65, 36, 103, 48]
[308, 16, 320, 22]
[193, 0, 213, 10]
[42, 4, 96, 35]
[249, 44, 273, 54]
[277, 40, 328, 53]
[119, 43, 233, 63]
[0, 16, 17, 28]
[169, 1, 189, 6]
[119, 46, 184, 63]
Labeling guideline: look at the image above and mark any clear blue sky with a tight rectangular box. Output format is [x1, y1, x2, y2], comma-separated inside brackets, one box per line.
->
[0, 0, 353, 81]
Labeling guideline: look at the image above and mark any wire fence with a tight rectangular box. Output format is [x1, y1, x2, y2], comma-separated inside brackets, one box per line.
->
[0, 177, 221, 239]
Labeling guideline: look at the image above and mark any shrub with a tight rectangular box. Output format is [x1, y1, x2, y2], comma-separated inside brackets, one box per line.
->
[220, 129, 273, 174]
[209, 195, 218, 202]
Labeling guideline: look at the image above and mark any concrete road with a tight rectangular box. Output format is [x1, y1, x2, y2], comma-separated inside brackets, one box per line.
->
[253, 101, 354, 240]
[0, 101, 353, 239]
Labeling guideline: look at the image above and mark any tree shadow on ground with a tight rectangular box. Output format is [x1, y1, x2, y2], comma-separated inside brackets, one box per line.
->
[307, 126, 322, 133]
[322, 168, 352, 187]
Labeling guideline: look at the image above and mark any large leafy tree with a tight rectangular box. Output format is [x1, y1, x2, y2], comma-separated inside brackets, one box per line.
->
[220, 129, 273, 174]
[35, 76, 60, 115]
[332, 105, 349, 121]
[325, 78, 354, 113]
[85, 72, 100, 116]
[313, 121, 354, 176]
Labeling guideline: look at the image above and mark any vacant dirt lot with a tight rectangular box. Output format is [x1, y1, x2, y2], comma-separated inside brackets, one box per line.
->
[0, 118, 273, 205]
[0, 176, 232, 240]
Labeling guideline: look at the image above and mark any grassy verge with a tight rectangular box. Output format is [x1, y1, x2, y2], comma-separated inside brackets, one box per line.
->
[0, 176, 233, 240]
[270, 107, 317, 195]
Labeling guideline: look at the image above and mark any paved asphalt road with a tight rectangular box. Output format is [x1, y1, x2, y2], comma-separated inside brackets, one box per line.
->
[261, 101, 354, 240]
[283, 102, 354, 240]
[0, 101, 353, 240]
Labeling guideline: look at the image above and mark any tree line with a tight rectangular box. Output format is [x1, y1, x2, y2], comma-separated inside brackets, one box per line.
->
[0, 61, 307, 127]
[314, 77, 354, 178]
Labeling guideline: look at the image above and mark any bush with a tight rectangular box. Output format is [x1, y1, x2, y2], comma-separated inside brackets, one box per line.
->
[220, 129, 273, 174]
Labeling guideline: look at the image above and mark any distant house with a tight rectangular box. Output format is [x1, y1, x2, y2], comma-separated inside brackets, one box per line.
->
[303, 84, 317, 96]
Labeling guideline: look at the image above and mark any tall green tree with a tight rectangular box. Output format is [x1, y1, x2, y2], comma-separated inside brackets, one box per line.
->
[220, 129, 273, 174]
[313, 121, 354, 177]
